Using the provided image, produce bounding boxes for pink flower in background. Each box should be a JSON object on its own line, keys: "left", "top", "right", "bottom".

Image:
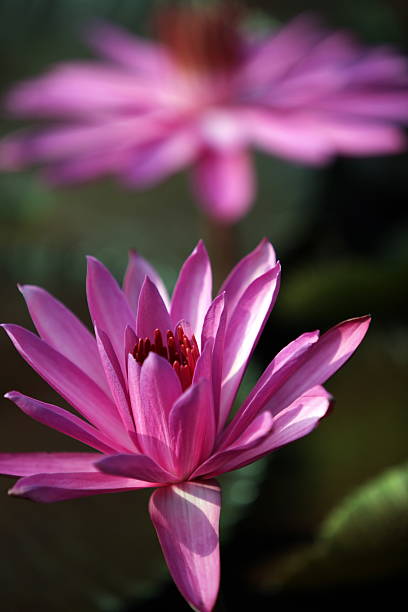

{"left": 1, "top": 7, "right": 408, "bottom": 222}
{"left": 0, "top": 240, "right": 369, "bottom": 611}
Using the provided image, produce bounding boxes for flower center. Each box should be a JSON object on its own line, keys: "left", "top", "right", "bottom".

{"left": 133, "top": 324, "right": 200, "bottom": 390}
{"left": 156, "top": 4, "right": 243, "bottom": 74}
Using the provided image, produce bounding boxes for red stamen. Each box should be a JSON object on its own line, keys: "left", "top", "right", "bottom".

{"left": 186, "top": 347, "right": 195, "bottom": 372}
{"left": 156, "top": 4, "right": 243, "bottom": 74}
{"left": 180, "top": 364, "right": 192, "bottom": 391}
{"left": 133, "top": 325, "right": 200, "bottom": 390}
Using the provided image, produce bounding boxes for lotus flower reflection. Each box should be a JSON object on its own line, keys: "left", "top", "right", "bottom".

{"left": 0, "top": 241, "right": 370, "bottom": 611}
{"left": 1, "top": 7, "right": 408, "bottom": 221}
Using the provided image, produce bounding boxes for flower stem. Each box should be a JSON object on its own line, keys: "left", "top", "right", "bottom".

{"left": 200, "top": 214, "right": 240, "bottom": 290}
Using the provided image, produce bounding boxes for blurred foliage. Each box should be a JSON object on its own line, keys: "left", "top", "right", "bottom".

{"left": 252, "top": 461, "right": 408, "bottom": 592}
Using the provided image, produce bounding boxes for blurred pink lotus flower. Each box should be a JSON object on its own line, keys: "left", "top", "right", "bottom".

{"left": 0, "top": 240, "right": 369, "bottom": 611}
{"left": 1, "top": 7, "right": 408, "bottom": 222}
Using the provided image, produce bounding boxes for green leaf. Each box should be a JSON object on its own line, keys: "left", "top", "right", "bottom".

{"left": 254, "top": 462, "right": 408, "bottom": 592}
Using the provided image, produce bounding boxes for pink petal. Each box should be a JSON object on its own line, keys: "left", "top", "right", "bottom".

{"left": 136, "top": 353, "right": 181, "bottom": 470}
{"left": 124, "top": 325, "right": 138, "bottom": 368}
{"left": 4, "top": 391, "right": 123, "bottom": 454}
{"left": 346, "top": 49, "right": 408, "bottom": 84}
{"left": 136, "top": 276, "right": 172, "bottom": 339}
{"left": 123, "top": 249, "right": 169, "bottom": 314}
{"left": 169, "top": 379, "right": 215, "bottom": 480}
{"left": 192, "top": 411, "right": 273, "bottom": 479}
{"left": 95, "top": 327, "right": 135, "bottom": 433}
{"left": 322, "top": 120, "right": 405, "bottom": 155}
{"left": 232, "top": 316, "right": 370, "bottom": 436}
{"left": 193, "top": 337, "right": 213, "bottom": 384}
{"left": 96, "top": 454, "right": 173, "bottom": 483}
{"left": 200, "top": 386, "right": 331, "bottom": 477}
{"left": 315, "top": 91, "right": 408, "bottom": 121}
{"left": 5, "top": 63, "right": 165, "bottom": 117}
{"left": 149, "top": 480, "right": 221, "bottom": 612}
{"left": 238, "top": 330, "right": 320, "bottom": 421}
{"left": 86, "top": 21, "right": 172, "bottom": 76}
{"left": 19, "top": 284, "right": 107, "bottom": 392}
{"left": 124, "top": 129, "right": 199, "bottom": 187}
{"left": 9, "top": 472, "right": 153, "bottom": 503}
{"left": 2, "top": 325, "right": 131, "bottom": 449}
{"left": 220, "top": 263, "right": 281, "bottom": 428}
{"left": 218, "top": 331, "right": 320, "bottom": 451}
{"left": 219, "top": 239, "right": 276, "bottom": 325}
{"left": 170, "top": 241, "right": 212, "bottom": 341}
{"left": 192, "top": 149, "right": 255, "bottom": 223}
{"left": 86, "top": 256, "right": 135, "bottom": 373}
{"left": 200, "top": 294, "right": 227, "bottom": 426}
{"left": 248, "top": 110, "right": 334, "bottom": 164}
{"left": 0, "top": 452, "right": 101, "bottom": 476}
{"left": 127, "top": 354, "right": 142, "bottom": 440}
{"left": 241, "top": 15, "right": 324, "bottom": 87}
{"left": 41, "top": 148, "right": 128, "bottom": 184}
{"left": 201, "top": 293, "right": 226, "bottom": 347}
{"left": 2, "top": 120, "right": 157, "bottom": 163}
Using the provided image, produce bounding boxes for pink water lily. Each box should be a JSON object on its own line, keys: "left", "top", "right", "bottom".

{"left": 1, "top": 240, "right": 369, "bottom": 611}
{"left": 1, "top": 7, "right": 408, "bottom": 222}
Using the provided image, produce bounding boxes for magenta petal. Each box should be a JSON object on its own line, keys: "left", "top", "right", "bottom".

{"left": 136, "top": 353, "right": 181, "bottom": 469}
{"left": 201, "top": 293, "right": 225, "bottom": 347}
{"left": 221, "top": 387, "right": 332, "bottom": 475}
{"left": 86, "top": 21, "right": 172, "bottom": 75}
{"left": 201, "top": 294, "right": 228, "bottom": 427}
{"left": 193, "top": 149, "right": 255, "bottom": 223}
{"left": 248, "top": 110, "right": 334, "bottom": 164}
{"left": 43, "top": 149, "right": 126, "bottom": 184}
{"left": 170, "top": 241, "right": 212, "bottom": 341}
{"left": 169, "top": 379, "right": 215, "bottom": 479}
{"left": 136, "top": 276, "right": 172, "bottom": 339}
{"left": 9, "top": 472, "right": 154, "bottom": 503}
{"left": 149, "top": 480, "right": 221, "bottom": 612}
{"left": 219, "top": 239, "right": 276, "bottom": 324}
{"left": 193, "top": 338, "right": 213, "bottom": 384}
{"left": 96, "top": 454, "right": 173, "bottom": 483}
{"left": 257, "top": 316, "right": 370, "bottom": 417}
{"left": 4, "top": 391, "right": 122, "bottom": 454}
{"left": 95, "top": 327, "right": 135, "bottom": 434}
{"left": 19, "top": 284, "right": 107, "bottom": 392}
{"left": 0, "top": 452, "right": 101, "bottom": 476}
{"left": 124, "top": 130, "right": 199, "bottom": 187}
{"left": 192, "top": 411, "right": 273, "bottom": 479}
{"left": 238, "top": 330, "right": 320, "bottom": 421}
{"left": 124, "top": 325, "right": 138, "bottom": 368}
{"left": 2, "top": 324, "right": 132, "bottom": 449}
{"left": 4, "top": 64, "right": 163, "bottom": 117}
{"left": 127, "top": 354, "right": 142, "bottom": 438}
{"left": 220, "top": 263, "right": 281, "bottom": 427}
{"left": 124, "top": 249, "right": 169, "bottom": 314}
{"left": 232, "top": 316, "right": 370, "bottom": 438}
{"left": 322, "top": 120, "right": 405, "bottom": 155}
{"left": 86, "top": 256, "right": 135, "bottom": 372}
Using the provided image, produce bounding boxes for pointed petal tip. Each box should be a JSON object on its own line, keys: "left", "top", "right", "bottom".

{"left": 86, "top": 254, "right": 99, "bottom": 266}
{"left": 258, "top": 236, "right": 275, "bottom": 254}
{"left": 338, "top": 313, "right": 372, "bottom": 331}
{"left": 8, "top": 481, "right": 27, "bottom": 499}
{"left": 1, "top": 322, "right": 18, "bottom": 336}
{"left": 191, "top": 239, "right": 209, "bottom": 260}
{"left": 4, "top": 390, "right": 17, "bottom": 401}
